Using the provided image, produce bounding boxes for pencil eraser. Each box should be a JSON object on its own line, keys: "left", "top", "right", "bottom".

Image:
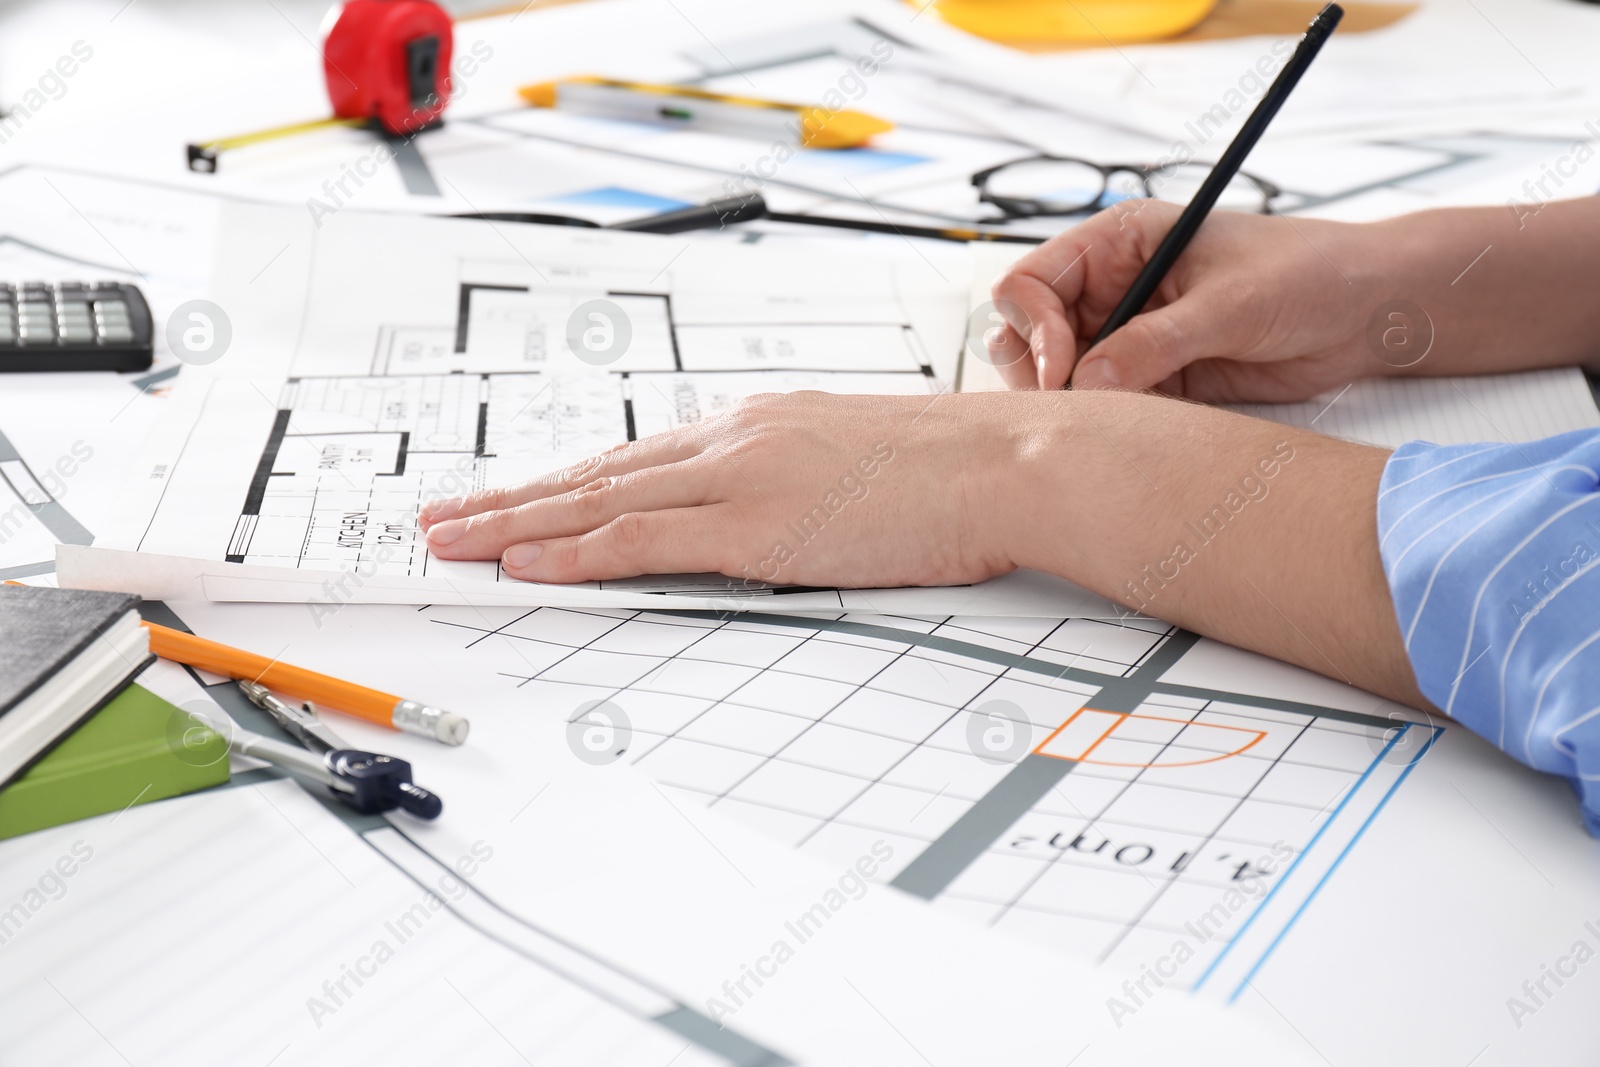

{"left": 435, "top": 713, "right": 470, "bottom": 747}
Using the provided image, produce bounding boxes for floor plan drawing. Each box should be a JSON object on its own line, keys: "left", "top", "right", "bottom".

{"left": 70, "top": 208, "right": 1115, "bottom": 615}
{"left": 401, "top": 602, "right": 1442, "bottom": 1001}
{"left": 214, "top": 251, "right": 936, "bottom": 593}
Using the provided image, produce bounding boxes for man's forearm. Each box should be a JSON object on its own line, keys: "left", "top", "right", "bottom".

{"left": 1000, "top": 392, "right": 1426, "bottom": 707}
{"left": 1358, "top": 197, "right": 1600, "bottom": 377}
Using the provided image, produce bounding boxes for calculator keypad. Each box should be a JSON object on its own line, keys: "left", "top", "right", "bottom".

{"left": 0, "top": 281, "right": 154, "bottom": 372}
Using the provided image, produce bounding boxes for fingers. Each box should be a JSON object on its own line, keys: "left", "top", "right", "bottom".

{"left": 989, "top": 207, "right": 1149, "bottom": 392}
{"left": 419, "top": 429, "right": 702, "bottom": 529}
{"left": 986, "top": 320, "right": 1036, "bottom": 390}
{"left": 991, "top": 271, "right": 1080, "bottom": 391}
{"left": 500, "top": 504, "right": 736, "bottom": 583}
{"left": 1072, "top": 299, "right": 1214, "bottom": 392}
{"left": 1004, "top": 218, "right": 1101, "bottom": 309}
{"left": 987, "top": 200, "right": 1206, "bottom": 392}
{"left": 1030, "top": 290, "right": 1081, "bottom": 392}
{"left": 426, "top": 460, "right": 713, "bottom": 559}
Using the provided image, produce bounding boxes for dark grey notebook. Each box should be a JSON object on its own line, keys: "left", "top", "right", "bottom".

{"left": 0, "top": 586, "right": 143, "bottom": 714}
{"left": 0, "top": 584, "right": 161, "bottom": 794}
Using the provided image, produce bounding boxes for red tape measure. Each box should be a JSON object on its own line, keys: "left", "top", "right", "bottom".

{"left": 189, "top": 0, "right": 455, "bottom": 172}
{"left": 324, "top": 0, "right": 454, "bottom": 135}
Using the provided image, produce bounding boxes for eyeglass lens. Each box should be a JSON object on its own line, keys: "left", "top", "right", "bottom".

{"left": 984, "top": 159, "right": 1268, "bottom": 215}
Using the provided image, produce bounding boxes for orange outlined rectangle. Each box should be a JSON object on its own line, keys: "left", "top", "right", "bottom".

{"left": 1034, "top": 707, "right": 1269, "bottom": 768}
{"left": 1035, "top": 708, "right": 1125, "bottom": 762}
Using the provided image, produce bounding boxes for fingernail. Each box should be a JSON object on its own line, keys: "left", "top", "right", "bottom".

{"left": 1074, "top": 358, "right": 1123, "bottom": 390}
{"left": 422, "top": 497, "right": 462, "bottom": 521}
{"left": 503, "top": 543, "right": 543, "bottom": 570}
{"left": 426, "top": 522, "right": 463, "bottom": 547}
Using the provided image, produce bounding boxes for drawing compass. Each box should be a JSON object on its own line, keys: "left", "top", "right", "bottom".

{"left": 233, "top": 680, "right": 443, "bottom": 820}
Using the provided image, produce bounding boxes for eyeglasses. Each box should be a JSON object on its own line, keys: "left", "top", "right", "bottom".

{"left": 971, "top": 155, "right": 1282, "bottom": 218}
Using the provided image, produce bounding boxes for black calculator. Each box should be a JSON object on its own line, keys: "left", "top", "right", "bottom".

{"left": 0, "top": 281, "right": 154, "bottom": 372}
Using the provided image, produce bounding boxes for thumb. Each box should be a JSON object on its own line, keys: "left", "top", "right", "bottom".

{"left": 1072, "top": 300, "right": 1215, "bottom": 391}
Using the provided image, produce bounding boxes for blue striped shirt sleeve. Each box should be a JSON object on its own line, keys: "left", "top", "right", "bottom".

{"left": 1378, "top": 428, "right": 1600, "bottom": 835}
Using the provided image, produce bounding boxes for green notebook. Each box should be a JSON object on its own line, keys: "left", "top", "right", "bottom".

{"left": 0, "top": 684, "right": 228, "bottom": 840}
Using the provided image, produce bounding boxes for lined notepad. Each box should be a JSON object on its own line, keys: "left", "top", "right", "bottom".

{"left": 1226, "top": 368, "right": 1600, "bottom": 448}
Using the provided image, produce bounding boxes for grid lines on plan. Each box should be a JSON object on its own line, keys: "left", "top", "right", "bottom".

{"left": 426, "top": 604, "right": 1400, "bottom": 968}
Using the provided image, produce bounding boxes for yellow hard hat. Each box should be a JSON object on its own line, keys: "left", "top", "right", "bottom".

{"left": 922, "top": 0, "right": 1218, "bottom": 43}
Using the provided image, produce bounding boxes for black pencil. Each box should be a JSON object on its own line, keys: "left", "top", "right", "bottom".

{"left": 1086, "top": 3, "right": 1344, "bottom": 354}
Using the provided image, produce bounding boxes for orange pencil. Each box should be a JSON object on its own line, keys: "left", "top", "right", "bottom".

{"left": 3, "top": 580, "right": 467, "bottom": 744}
{"left": 142, "top": 622, "right": 469, "bottom": 746}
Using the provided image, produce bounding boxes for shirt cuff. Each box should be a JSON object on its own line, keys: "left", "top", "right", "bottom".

{"left": 1377, "top": 430, "right": 1600, "bottom": 832}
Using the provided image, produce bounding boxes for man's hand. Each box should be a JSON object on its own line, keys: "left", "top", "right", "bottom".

{"left": 421, "top": 391, "right": 1026, "bottom": 588}
{"left": 418, "top": 386, "right": 1426, "bottom": 709}
{"left": 990, "top": 196, "right": 1600, "bottom": 395}
{"left": 988, "top": 200, "right": 1381, "bottom": 399}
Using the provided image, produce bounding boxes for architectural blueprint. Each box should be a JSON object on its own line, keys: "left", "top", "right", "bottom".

{"left": 420, "top": 605, "right": 1439, "bottom": 1002}
{"left": 60, "top": 206, "right": 1116, "bottom": 617}
{"left": 0, "top": 646, "right": 1317, "bottom": 1067}
{"left": 173, "top": 594, "right": 1441, "bottom": 1011}
{"left": 8, "top": 0, "right": 1600, "bottom": 1055}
